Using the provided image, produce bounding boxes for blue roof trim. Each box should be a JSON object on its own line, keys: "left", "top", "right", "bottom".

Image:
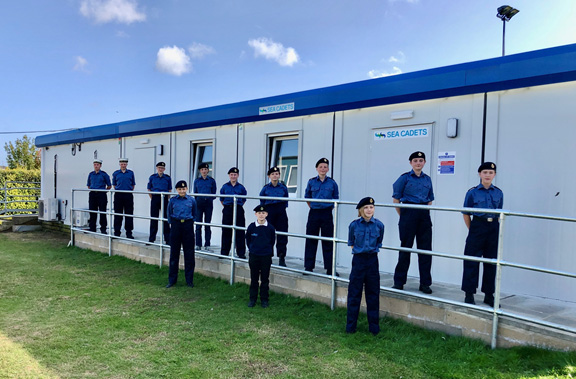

{"left": 36, "top": 44, "right": 576, "bottom": 147}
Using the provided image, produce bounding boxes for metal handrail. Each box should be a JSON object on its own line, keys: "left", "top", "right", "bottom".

{"left": 1, "top": 181, "right": 40, "bottom": 215}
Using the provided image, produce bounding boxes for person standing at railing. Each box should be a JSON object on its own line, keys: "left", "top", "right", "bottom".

{"left": 461, "top": 162, "right": 503, "bottom": 307}
{"left": 147, "top": 162, "right": 172, "bottom": 244}
{"left": 86, "top": 159, "right": 111, "bottom": 234}
{"left": 193, "top": 162, "right": 217, "bottom": 251}
{"left": 166, "top": 180, "right": 197, "bottom": 288}
{"left": 304, "top": 158, "right": 340, "bottom": 276}
{"left": 392, "top": 151, "right": 434, "bottom": 294}
{"left": 346, "top": 197, "right": 384, "bottom": 336}
{"left": 112, "top": 158, "right": 136, "bottom": 239}
{"left": 220, "top": 167, "right": 247, "bottom": 258}
{"left": 259, "top": 166, "right": 289, "bottom": 267}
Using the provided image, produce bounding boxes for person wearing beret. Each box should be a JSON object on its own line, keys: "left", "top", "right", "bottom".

{"left": 245, "top": 205, "right": 276, "bottom": 308}
{"left": 461, "top": 162, "right": 503, "bottom": 307}
{"left": 193, "top": 162, "right": 217, "bottom": 250}
{"left": 346, "top": 197, "right": 385, "bottom": 335}
{"left": 220, "top": 167, "right": 247, "bottom": 258}
{"left": 166, "top": 180, "right": 197, "bottom": 288}
{"left": 112, "top": 158, "right": 136, "bottom": 239}
{"left": 147, "top": 162, "right": 172, "bottom": 244}
{"left": 392, "top": 151, "right": 435, "bottom": 294}
{"left": 259, "top": 166, "right": 289, "bottom": 267}
{"left": 304, "top": 158, "right": 340, "bottom": 275}
{"left": 86, "top": 159, "right": 111, "bottom": 234}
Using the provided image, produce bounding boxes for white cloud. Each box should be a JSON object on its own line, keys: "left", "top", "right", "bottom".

{"left": 155, "top": 46, "right": 191, "bottom": 76}
{"left": 368, "top": 67, "right": 403, "bottom": 78}
{"left": 248, "top": 37, "right": 299, "bottom": 67}
{"left": 80, "top": 0, "right": 146, "bottom": 24}
{"left": 188, "top": 42, "right": 216, "bottom": 59}
{"left": 388, "top": 51, "right": 405, "bottom": 63}
{"left": 73, "top": 56, "right": 89, "bottom": 72}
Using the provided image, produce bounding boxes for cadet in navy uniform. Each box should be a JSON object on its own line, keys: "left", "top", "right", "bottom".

{"left": 246, "top": 205, "right": 276, "bottom": 308}
{"left": 112, "top": 158, "right": 136, "bottom": 239}
{"left": 220, "top": 167, "right": 247, "bottom": 258}
{"left": 304, "top": 158, "right": 340, "bottom": 275}
{"left": 193, "top": 163, "right": 217, "bottom": 250}
{"left": 346, "top": 197, "right": 385, "bottom": 335}
{"left": 166, "top": 180, "right": 197, "bottom": 288}
{"left": 462, "top": 162, "right": 503, "bottom": 307}
{"left": 259, "top": 166, "right": 289, "bottom": 267}
{"left": 392, "top": 151, "right": 434, "bottom": 294}
{"left": 147, "top": 162, "right": 172, "bottom": 244}
{"left": 87, "top": 159, "right": 111, "bottom": 233}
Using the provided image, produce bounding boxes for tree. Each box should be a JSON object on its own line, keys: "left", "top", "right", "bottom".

{"left": 4, "top": 135, "right": 41, "bottom": 170}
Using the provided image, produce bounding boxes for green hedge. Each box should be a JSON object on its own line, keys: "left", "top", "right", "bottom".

{"left": 0, "top": 169, "right": 41, "bottom": 214}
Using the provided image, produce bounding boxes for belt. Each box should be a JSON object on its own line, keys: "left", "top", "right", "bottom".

{"left": 174, "top": 219, "right": 193, "bottom": 223}
{"left": 474, "top": 216, "right": 497, "bottom": 223}
{"left": 403, "top": 201, "right": 428, "bottom": 205}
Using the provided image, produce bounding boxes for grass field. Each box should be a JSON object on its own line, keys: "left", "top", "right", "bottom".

{"left": 0, "top": 231, "right": 575, "bottom": 378}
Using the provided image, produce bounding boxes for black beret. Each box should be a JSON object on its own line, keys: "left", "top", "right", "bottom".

{"left": 409, "top": 151, "right": 425, "bottom": 161}
{"left": 198, "top": 162, "right": 209, "bottom": 170}
{"left": 478, "top": 162, "right": 497, "bottom": 172}
{"left": 228, "top": 167, "right": 239, "bottom": 174}
{"left": 315, "top": 158, "right": 329, "bottom": 167}
{"left": 253, "top": 205, "right": 268, "bottom": 212}
{"left": 267, "top": 166, "right": 280, "bottom": 176}
{"left": 156, "top": 162, "right": 166, "bottom": 167}
{"left": 356, "top": 197, "right": 375, "bottom": 209}
{"left": 175, "top": 180, "right": 187, "bottom": 189}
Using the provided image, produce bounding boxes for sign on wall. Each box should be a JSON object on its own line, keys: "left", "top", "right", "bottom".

{"left": 437, "top": 151, "right": 456, "bottom": 175}
{"left": 259, "top": 102, "right": 295, "bottom": 115}
{"left": 373, "top": 125, "right": 430, "bottom": 141}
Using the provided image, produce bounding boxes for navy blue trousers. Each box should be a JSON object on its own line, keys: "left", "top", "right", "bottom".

{"left": 266, "top": 203, "right": 288, "bottom": 258}
{"left": 195, "top": 200, "right": 214, "bottom": 247}
{"left": 394, "top": 207, "right": 432, "bottom": 286}
{"left": 88, "top": 191, "right": 107, "bottom": 233}
{"left": 304, "top": 208, "right": 334, "bottom": 273}
{"left": 346, "top": 253, "right": 380, "bottom": 334}
{"left": 221, "top": 205, "right": 246, "bottom": 257}
{"left": 168, "top": 220, "right": 196, "bottom": 285}
{"left": 461, "top": 218, "right": 499, "bottom": 295}
{"left": 149, "top": 195, "right": 170, "bottom": 243}
{"left": 249, "top": 254, "right": 272, "bottom": 302}
{"left": 113, "top": 192, "right": 134, "bottom": 236}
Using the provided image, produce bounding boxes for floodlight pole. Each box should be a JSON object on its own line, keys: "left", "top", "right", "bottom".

{"left": 502, "top": 20, "right": 506, "bottom": 56}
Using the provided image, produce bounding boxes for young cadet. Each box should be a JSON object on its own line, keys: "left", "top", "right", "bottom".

{"left": 461, "top": 162, "right": 504, "bottom": 307}
{"left": 346, "top": 197, "right": 385, "bottom": 336}
{"left": 193, "top": 163, "right": 217, "bottom": 250}
{"left": 87, "top": 159, "right": 111, "bottom": 233}
{"left": 112, "top": 158, "right": 136, "bottom": 239}
{"left": 304, "top": 158, "right": 340, "bottom": 275}
{"left": 166, "top": 180, "right": 197, "bottom": 288}
{"left": 259, "top": 166, "right": 289, "bottom": 267}
{"left": 220, "top": 167, "right": 247, "bottom": 258}
{"left": 392, "top": 151, "right": 434, "bottom": 294}
{"left": 245, "top": 205, "right": 276, "bottom": 308}
{"left": 147, "top": 162, "right": 172, "bottom": 244}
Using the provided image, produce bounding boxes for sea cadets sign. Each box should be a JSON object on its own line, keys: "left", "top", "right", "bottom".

{"left": 374, "top": 125, "right": 430, "bottom": 141}
{"left": 259, "top": 102, "right": 295, "bottom": 115}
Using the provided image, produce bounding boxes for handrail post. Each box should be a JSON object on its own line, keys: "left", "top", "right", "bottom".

{"left": 330, "top": 201, "right": 339, "bottom": 310}
{"left": 70, "top": 189, "right": 75, "bottom": 247}
{"left": 159, "top": 192, "right": 165, "bottom": 268}
{"left": 230, "top": 196, "right": 238, "bottom": 285}
{"left": 491, "top": 211, "right": 506, "bottom": 349}
{"left": 108, "top": 189, "right": 112, "bottom": 257}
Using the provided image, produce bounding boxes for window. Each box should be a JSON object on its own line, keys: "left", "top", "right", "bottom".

{"left": 190, "top": 142, "right": 214, "bottom": 183}
{"left": 269, "top": 136, "right": 299, "bottom": 194}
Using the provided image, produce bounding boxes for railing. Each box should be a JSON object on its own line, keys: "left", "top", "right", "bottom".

{"left": 69, "top": 188, "right": 576, "bottom": 349}
{"left": 0, "top": 181, "right": 41, "bottom": 215}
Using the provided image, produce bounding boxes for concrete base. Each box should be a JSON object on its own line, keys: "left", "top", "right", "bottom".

{"left": 72, "top": 231, "right": 576, "bottom": 351}
{"left": 13, "top": 225, "right": 43, "bottom": 232}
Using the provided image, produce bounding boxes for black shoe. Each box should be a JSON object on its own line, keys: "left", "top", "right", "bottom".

{"left": 114, "top": 232, "right": 121, "bottom": 237}
{"left": 247, "top": 300, "right": 256, "bottom": 308}
{"left": 127, "top": 234, "right": 134, "bottom": 239}
{"left": 89, "top": 228, "right": 96, "bottom": 233}
{"left": 326, "top": 271, "right": 340, "bottom": 277}
{"left": 238, "top": 255, "right": 246, "bottom": 259}
{"left": 279, "top": 257, "right": 287, "bottom": 267}
{"left": 261, "top": 301, "right": 269, "bottom": 308}
{"left": 187, "top": 283, "right": 194, "bottom": 288}
{"left": 148, "top": 239, "right": 155, "bottom": 243}
{"left": 483, "top": 294, "right": 495, "bottom": 307}
{"left": 346, "top": 329, "right": 356, "bottom": 334}
{"left": 196, "top": 246, "right": 202, "bottom": 250}
{"left": 165, "top": 283, "right": 175, "bottom": 288}
{"left": 392, "top": 284, "right": 404, "bottom": 290}
{"left": 371, "top": 330, "right": 380, "bottom": 336}
{"left": 419, "top": 285, "right": 433, "bottom": 294}
{"left": 464, "top": 293, "right": 475, "bottom": 304}
{"left": 303, "top": 269, "right": 313, "bottom": 276}
{"left": 101, "top": 230, "right": 107, "bottom": 234}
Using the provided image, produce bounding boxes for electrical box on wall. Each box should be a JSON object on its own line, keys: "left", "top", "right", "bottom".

{"left": 447, "top": 118, "right": 458, "bottom": 138}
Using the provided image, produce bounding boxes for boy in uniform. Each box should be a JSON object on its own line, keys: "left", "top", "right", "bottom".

{"left": 246, "top": 205, "right": 276, "bottom": 308}
{"left": 461, "top": 162, "right": 504, "bottom": 307}
{"left": 112, "top": 158, "right": 136, "bottom": 238}
{"left": 87, "top": 159, "right": 111, "bottom": 233}
{"left": 193, "top": 163, "right": 217, "bottom": 250}
{"left": 259, "top": 166, "right": 289, "bottom": 266}
{"left": 220, "top": 167, "right": 247, "bottom": 258}
{"left": 166, "top": 180, "right": 197, "bottom": 288}
{"left": 147, "top": 162, "right": 172, "bottom": 244}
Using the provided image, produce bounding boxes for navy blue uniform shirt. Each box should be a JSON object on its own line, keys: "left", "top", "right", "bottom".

{"left": 147, "top": 173, "right": 172, "bottom": 192}
{"left": 167, "top": 195, "right": 197, "bottom": 223}
{"left": 392, "top": 170, "right": 434, "bottom": 204}
{"left": 194, "top": 176, "right": 217, "bottom": 202}
{"left": 87, "top": 170, "right": 111, "bottom": 189}
{"left": 220, "top": 182, "right": 247, "bottom": 206}
{"left": 304, "top": 176, "right": 339, "bottom": 209}
{"left": 112, "top": 169, "right": 136, "bottom": 190}
{"left": 259, "top": 182, "right": 289, "bottom": 207}
{"left": 246, "top": 221, "right": 276, "bottom": 256}
{"left": 348, "top": 217, "right": 385, "bottom": 254}
{"left": 463, "top": 183, "right": 504, "bottom": 217}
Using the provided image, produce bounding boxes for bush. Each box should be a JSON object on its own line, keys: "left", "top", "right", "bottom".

{"left": 0, "top": 169, "right": 41, "bottom": 214}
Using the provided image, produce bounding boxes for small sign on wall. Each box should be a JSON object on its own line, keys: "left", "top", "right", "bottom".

{"left": 438, "top": 151, "right": 456, "bottom": 175}
{"left": 374, "top": 125, "right": 430, "bottom": 141}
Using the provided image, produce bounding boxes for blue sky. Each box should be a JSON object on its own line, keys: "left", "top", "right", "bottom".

{"left": 1, "top": 0, "right": 575, "bottom": 166}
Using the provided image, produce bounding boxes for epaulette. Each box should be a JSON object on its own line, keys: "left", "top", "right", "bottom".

{"left": 467, "top": 186, "right": 476, "bottom": 192}
{"left": 402, "top": 171, "right": 411, "bottom": 176}
{"left": 493, "top": 185, "right": 501, "bottom": 190}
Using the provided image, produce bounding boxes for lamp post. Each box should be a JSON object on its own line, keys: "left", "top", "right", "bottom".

{"left": 497, "top": 5, "right": 519, "bottom": 56}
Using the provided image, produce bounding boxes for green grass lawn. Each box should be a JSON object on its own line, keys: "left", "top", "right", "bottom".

{"left": 0, "top": 231, "right": 575, "bottom": 378}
